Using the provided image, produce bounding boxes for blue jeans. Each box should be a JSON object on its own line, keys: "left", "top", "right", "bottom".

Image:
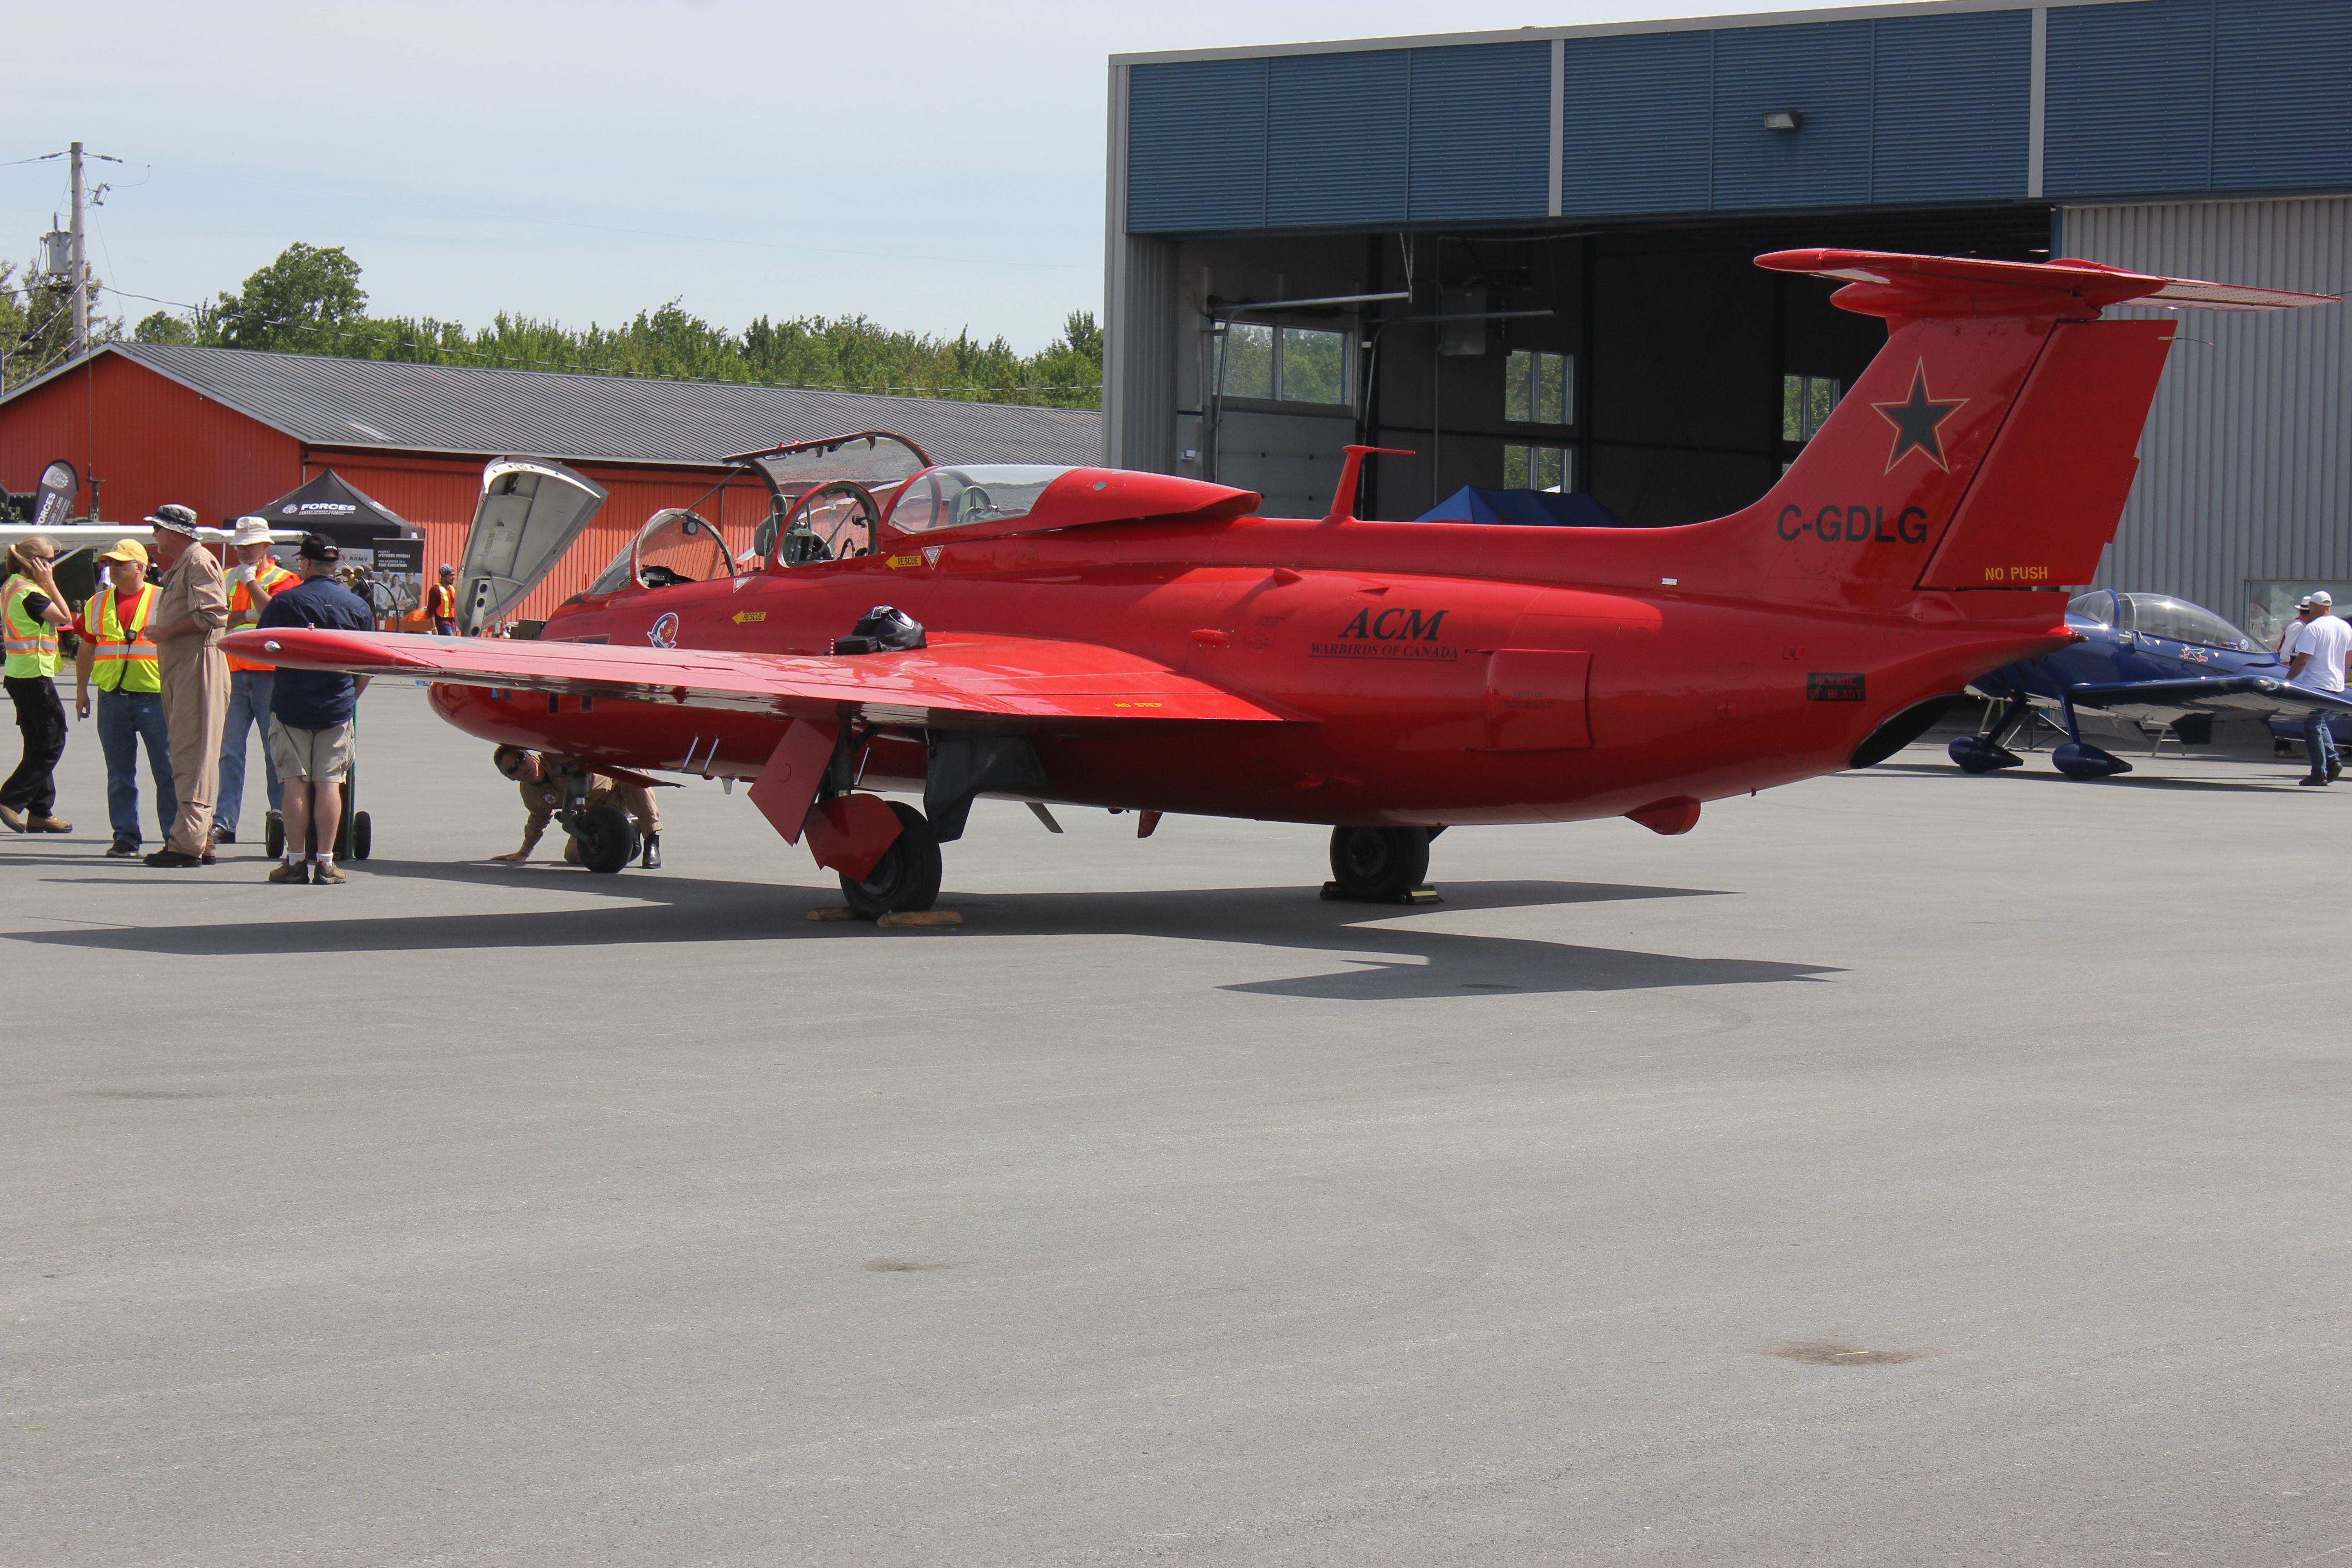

{"left": 218, "top": 669, "right": 281, "bottom": 832}
{"left": 97, "top": 689, "right": 176, "bottom": 848}
{"left": 2305, "top": 711, "right": 2342, "bottom": 778}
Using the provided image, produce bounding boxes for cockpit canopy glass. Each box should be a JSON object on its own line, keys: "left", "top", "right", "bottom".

{"left": 2080, "top": 590, "right": 2262, "bottom": 652}
{"left": 737, "top": 433, "right": 932, "bottom": 508}
{"left": 586, "top": 509, "right": 735, "bottom": 594}
{"left": 632, "top": 510, "right": 731, "bottom": 588}
{"left": 887, "top": 466, "right": 1074, "bottom": 535}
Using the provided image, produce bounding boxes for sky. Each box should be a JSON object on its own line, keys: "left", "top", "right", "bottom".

{"left": 5, "top": 0, "right": 1906, "bottom": 353}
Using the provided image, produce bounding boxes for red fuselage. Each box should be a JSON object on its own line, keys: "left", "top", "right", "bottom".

{"left": 431, "top": 509, "right": 2070, "bottom": 830}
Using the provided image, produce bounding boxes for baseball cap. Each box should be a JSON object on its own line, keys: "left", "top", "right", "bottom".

{"left": 144, "top": 503, "right": 200, "bottom": 536}
{"left": 228, "top": 516, "right": 274, "bottom": 548}
{"left": 2298, "top": 590, "right": 2334, "bottom": 609}
{"left": 97, "top": 539, "right": 149, "bottom": 566}
{"left": 296, "top": 533, "right": 340, "bottom": 563}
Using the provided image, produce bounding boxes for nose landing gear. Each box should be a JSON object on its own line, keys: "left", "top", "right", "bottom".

{"left": 1323, "top": 825, "right": 1437, "bottom": 903}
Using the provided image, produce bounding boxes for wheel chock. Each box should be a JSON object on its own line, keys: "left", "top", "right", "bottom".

{"left": 806, "top": 906, "right": 859, "bottom": 921}
{"left": 877, "top": 910, "right": 962, "bottom": 929}
{"left": 1319, "top": 883, "right": 1443, "bottom": 906}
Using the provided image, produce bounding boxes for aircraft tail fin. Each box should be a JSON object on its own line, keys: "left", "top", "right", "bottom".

{"left": 1726, "top": 249, "right": 2334, "bottom": 609}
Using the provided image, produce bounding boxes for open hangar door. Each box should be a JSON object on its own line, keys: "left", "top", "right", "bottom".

{"left": 1165, "top": 206, "right": 2052, "bottom": 525}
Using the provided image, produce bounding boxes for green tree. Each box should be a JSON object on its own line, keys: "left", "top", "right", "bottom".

{"left": 0, "top": 258, "right": 120, "bottom": 391}
{"left": 209, "top": 242, "right": 368, "bottom": 353}
{"left": 148, "top": 242, "right": 1104, "bottom": 407}
{"left": 134, "top": 310, "right": 197, "bottom": 344}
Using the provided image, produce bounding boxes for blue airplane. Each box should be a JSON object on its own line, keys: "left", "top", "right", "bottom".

{"left": 1949, "top": 588, "right": 2352, "bottom": 779}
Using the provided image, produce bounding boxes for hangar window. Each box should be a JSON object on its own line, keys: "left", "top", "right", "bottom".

{"left": 1215, "top": 322, "right": 1351, "bottom": 407}
{"left": 1504, "top": 445, "right": 1573, "bottom": 493}
{"left": 1782, "top": 375, "right": 1842, "bottom": 443}
{"left": 1505, "top": 350, "right": 1571, "bottom": 426}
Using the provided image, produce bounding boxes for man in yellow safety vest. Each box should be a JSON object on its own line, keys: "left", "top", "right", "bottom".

{"left": 74, "top": 540, "right": 176, "bottom": 857}
{"left": 215, "top": 516, "right": 299, "bottom": 847}
{"left": 1, "top": 534, "right": 74, "bottom": 834}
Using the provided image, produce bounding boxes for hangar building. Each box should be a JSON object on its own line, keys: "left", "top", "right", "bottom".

{"left": 0, "top": 344, "right": 1102, "bottom": 622}
{"left": 1102, "top": 0, "right": 2352, "bottom": 642}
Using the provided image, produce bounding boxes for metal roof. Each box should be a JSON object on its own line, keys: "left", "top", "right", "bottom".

{"left": 4, "top": 343, "right": 1103, "bottom": 470}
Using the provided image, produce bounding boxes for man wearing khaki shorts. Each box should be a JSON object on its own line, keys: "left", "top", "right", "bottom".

{"left": 254, "top": 535, "right": 374, "bottom": 884}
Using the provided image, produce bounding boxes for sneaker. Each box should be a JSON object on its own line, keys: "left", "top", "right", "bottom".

{"left": 2298, "top": 775, "right": 2330, "bottom": 787}
{"left": 211, "top": 826, "right": 237, "bottom": 845}
{"left": 0, "top": 804, "right": 23, "bottom": 833}
{"left": 200, "top": 851, "right": 217, "bottom": 865}
{"left": 105, "top": 842, "right": 139, "bottom": 858}
{"left": 2331, "top": 760, "right": 2344, "bottom": 782}
{"left": 143, "top": 848, "right": 204, "bottom": 867}
{"left": 267, "top": 861, "right": 309, "bottom": 884}
{"left": 312, "top": 862, "right": 347, "bottom": 885}
{"left": 26, "top": 815, "right": 71, "bottom": 833}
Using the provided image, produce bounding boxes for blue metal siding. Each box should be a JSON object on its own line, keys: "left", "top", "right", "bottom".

{"left": 1404, "top": 41, "right": 1553, "bottom": 222}
{"left": 1871, "top": 9, "right": 2033, "bottom": 202}
{"left": 1267, "top": 50, "right": 1409, "bottom": 227}
{"left": 1710, "top": 21, "right": 1874, "bottom": 210}
{"left": 2044, "top": 0, "right": 2216, "bottom": 198}
{"left": 1128, "top": 59, "right": 1269, "bottom": 232}
{"left": 1560, "top": 30, "right": 1715, "bottom": 216}
{"left": 2213, "top": 0, "right": 2352, "bottom": 191}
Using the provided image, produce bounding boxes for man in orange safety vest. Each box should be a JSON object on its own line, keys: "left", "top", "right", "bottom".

{"left": 215, "top": 516, "right": 299, "bottom": 847}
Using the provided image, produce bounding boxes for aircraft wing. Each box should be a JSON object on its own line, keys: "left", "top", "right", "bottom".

{"left": 219, "top": 627, "right": 1293, "bottom": 728}
{"left": 2065, "top": 676, "right": 2352, "bottom": 719}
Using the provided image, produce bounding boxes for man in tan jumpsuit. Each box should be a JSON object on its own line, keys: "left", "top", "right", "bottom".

{"left": 488, "top": 747, "right": 662, "bottom": 867}
{"left": 142, "top": 504, "right": 230, "bottom": 867}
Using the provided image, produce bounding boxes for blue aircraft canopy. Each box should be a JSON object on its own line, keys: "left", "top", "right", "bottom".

{"left": 2069, "top": 589, "right": 2261, "bottom": 652}
{"left": 1416, "top": 486, "right": 1626, "bottom": 528}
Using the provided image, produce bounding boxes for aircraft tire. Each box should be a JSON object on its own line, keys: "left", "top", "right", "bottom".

{"left": 840, "top": 802, "right": 943, "bottom": 919}
{"left": 1326, "top": 826, "right": 1431, "bottom": 903}
{"left": 575, "top": 804, "right": 637, "bottom": 873}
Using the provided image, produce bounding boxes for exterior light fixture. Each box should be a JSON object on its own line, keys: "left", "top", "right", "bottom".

{"left": 1764, "top": 110, "right": 1803, "bottom": 132}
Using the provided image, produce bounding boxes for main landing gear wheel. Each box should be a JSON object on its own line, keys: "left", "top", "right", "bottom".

{"left": 574, "top": 804, "right": 639, "bottom": 874}
{"left": 1325, "top": 826, "right": 1431, "bottom": 903}
{"left": 263, "top": 810, "right": 284, "bottom": 861}
{"left": 840, "top": 801, "right": 943, "bottom": 920}
{"left": 349, "top": 811, "right": 372, "bottom": 861}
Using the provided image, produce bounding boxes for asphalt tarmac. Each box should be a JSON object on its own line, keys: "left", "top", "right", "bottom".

{"left": 5, "top": 683, "right": 2348, "bottom": 1565}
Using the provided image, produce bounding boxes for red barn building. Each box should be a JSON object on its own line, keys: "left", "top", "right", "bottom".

{"left": 0, "top": 344, "right": 1102, "bottom": 622}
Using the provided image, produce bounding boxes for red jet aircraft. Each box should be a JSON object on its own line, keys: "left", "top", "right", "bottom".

{"left": 229, "top": 250, "right": 2334, "bottom": 917}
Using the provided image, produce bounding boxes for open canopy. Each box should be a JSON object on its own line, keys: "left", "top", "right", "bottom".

{"left": 1416, "top": 486, "right": 1625, "bottom": 528}
{"left": 252, "top": 468, "right": 416, "bottom": 548}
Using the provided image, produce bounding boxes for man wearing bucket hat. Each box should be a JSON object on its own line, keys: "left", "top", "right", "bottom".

{"left": 0, "top": 533, "right": 74, "bottom": 834}
{"left": 215, "top": 516, "right": 299, "bottom": 847}
{"left": 2285, "top": 590, "right": 2352, "bottom": 786}
{"left": 72, "top": 539, "right": 176, "bottom": 855}
{"left": 141, "top": 503, "right": 230, "bottom": 866}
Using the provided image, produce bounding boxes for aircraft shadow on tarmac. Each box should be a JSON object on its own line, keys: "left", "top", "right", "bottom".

{"left": 1873, "top": 761, "right": 2301, "bottom": 793}
{"left": 7, "top": 860, "right": 1842, "bottom": 1001}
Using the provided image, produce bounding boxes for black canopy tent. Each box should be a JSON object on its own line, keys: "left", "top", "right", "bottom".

{"left": 250, "top": 468, "right": 416, "bottom": 549}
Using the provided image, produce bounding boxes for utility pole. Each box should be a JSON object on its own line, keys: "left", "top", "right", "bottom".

{"left": 69, "top": 141, "right": 88, "bottom": 359}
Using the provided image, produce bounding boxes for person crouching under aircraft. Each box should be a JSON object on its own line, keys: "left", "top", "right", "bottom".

{"left": 488, "top": 746, "right": 661, "bottom": 868}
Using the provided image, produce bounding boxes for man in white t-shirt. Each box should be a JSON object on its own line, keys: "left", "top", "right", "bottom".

{"left": 2285, "top": 591, "right": 2352, "bottom": 784}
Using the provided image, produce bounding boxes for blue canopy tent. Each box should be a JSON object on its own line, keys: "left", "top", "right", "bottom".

{"left": 1415, "top": 487, "right": 1625, "bottom": 528}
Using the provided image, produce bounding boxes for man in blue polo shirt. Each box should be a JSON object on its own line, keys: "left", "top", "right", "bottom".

{"left": 256, "top": 535, "right": 373, "bottom": 883}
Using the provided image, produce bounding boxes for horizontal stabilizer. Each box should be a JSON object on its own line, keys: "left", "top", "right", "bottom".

{"left": 1758, "top": 249, "right": 2339, "bottom": 317}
